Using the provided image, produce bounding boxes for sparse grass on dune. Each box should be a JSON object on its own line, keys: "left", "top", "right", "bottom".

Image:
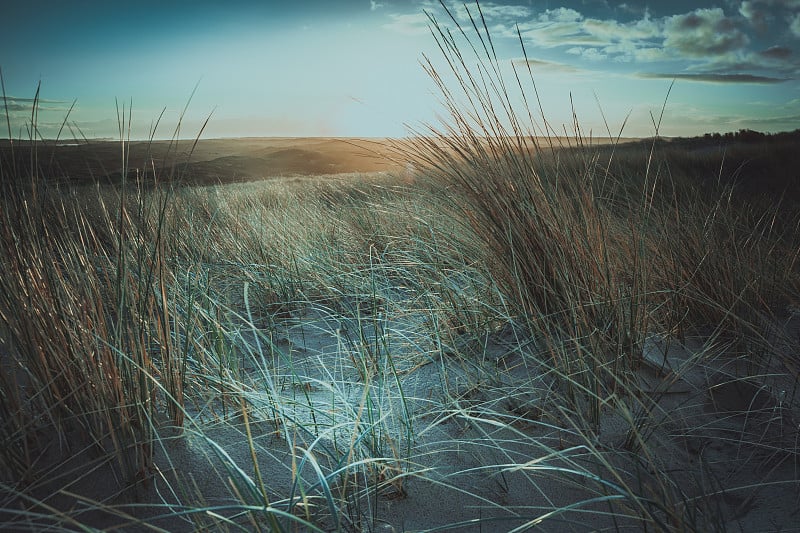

{"left": 2, "top": 2, "right": 800, "bottom": 531}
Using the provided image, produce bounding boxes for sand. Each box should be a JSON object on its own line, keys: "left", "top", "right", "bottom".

{"left": 8, "top": 292, "right": 799, "bottom": 531}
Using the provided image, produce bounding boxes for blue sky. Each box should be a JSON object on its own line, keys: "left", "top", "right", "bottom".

{"left": 1, "top": 0, "right": 798, "bottom": 139}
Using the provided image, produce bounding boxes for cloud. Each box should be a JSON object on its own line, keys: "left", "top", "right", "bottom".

{"left": 3, "top": 103, "right": 33, "bottom": 112}
{"left": 387, "top": 2, "right": 797, "bottom": 83}
{"left": 2, "top": 96, "right": 68, "bottom": 105}
{"left": 511, "top": 58, "right": 583, "bottom": 73}
{"left": 386, "top": 1, "right": 534, "bottom": 37}
{"left": 792, "top": 13, "right": 800, "bottom": 37}
{"left": 507, "top": 3, "right": 799, "bottom": 78}
{"left": 729, "top": 113, "right": 800, "bottom": 128}
{"left": 740, "top": 0, "right": 800, "bottom": 35}
{"left": 510, "top": 7, "right": 667, "bottom": 61}
{"left": 538, "top": 7, "right": 583, "bottom": 23}
{"left": 663, "top": 8, "right": 748, "bottom": 57}
{"left": 759, "top": 45, "right": 793, "bottom": 59}
{"left": 683, "top": 48, "right": 800, "bottom": 79}
{"left": 1, "top": 95, "right": 72, "bottom": 113}
{"left": 739, "top": 1, "right": 769, "bottom": 32}
{"left": 404, "top": 0, "right": 532, "bottom": 29}
{"left": 582, "top": 16, "right": 660, "bottom": 43}
{"left": 659, "top": 107, "right": 800, "bottom": 134}
{"left": 617, "top": 3, "right": 645, "bottom": 15}
{"left": 566, "top": 46, "right": 608, "bottom": 61}
{"left": 637, "top": 72, "right": 790, "bottom": 83}
{"left": 383, "top": 12, "right": 430, "bottom": 35}
{"left": 441, "top": 1, "right": 531, "bottom": 22}
{"left": 370, "top": 1, "right": 384, "bottom": 11}
{"left": 513, "top": 9, "right": 600, "bottom": 47}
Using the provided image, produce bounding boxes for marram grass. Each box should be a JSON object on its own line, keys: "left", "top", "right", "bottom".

{"left": 1, "top": 2, "right": 799, "bottom": 531}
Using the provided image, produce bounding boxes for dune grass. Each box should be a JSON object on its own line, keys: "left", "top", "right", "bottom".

{"left": 2, "top": 3, "right": 800, "bottom": 531}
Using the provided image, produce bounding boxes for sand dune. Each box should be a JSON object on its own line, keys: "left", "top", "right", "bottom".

{"left": 0, "top": 137, "right": 405, "bottom": 185}
{"left": 1, "top": 136, "right": 643, "bottom": 186}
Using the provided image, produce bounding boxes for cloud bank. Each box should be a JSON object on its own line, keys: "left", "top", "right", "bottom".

{"left": 637, "top": 72, "right": 790, "bottom": 83}
{"left": 384, "top": 1, "right": 799, "bottom": 83}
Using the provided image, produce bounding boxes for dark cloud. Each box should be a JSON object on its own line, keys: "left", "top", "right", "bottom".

{"left": 663, "top": 8, "right": 749, "bottom": 57}
{"left": 739, "top": 1, "right": 770, "bottom": 32}
{"left": 637, "top": 72, "right": 790, "bottom": 83}
{"left": 732, "top": 113, "right": 800, "bottom": 127}
{"left": 740, "top": 0, "right": 800, "bottom": 34}
{"left": 759, "top": 45, "right": 793, "bottom": 59}
{"left": 685, "top": 51, "right": 800, "bottom": 80}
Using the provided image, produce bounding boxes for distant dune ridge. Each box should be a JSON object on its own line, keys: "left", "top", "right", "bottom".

{"left": 0, "top": 135, "right": 645, "bottom": 187}
{"left": 0, "top": 137, "right": 406, "bottom": 185}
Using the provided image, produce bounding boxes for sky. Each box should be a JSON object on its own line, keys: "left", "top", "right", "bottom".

{"left": 1, "top": 0, "right": 798, "bottom": 139}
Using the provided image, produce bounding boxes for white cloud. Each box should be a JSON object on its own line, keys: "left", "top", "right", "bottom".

{"left": 539, "top": 7, "right": 583, "bottom": 23}
{"left": 791, "top": 13, "right": 800, "bottom": 36}
{"left": 583, "top": 16, "right": 660, "bottom": 42}
{"left": 566, "top": 46, "right": 608, "bottom": 61}
{"left": 511, "top": 57, "right": 583, "bottom": 73}
{"left": 385, "top": 1, "right": 535, "bottom": 39}
{"left": 410, "top": 0, "right": 531, "bottom": 27}
{"left": 514, "top": 9, "right": 596, "bottom": 47}
{"left": 442, "top": 1, "right": 531, "bottom": 22}
{"left": 511, "top": 8, "right": 664, "bottom": 63}
{"left": 617, "top": 3, "right": 646, "bottom": 16}
{"left": 370, "top": 1, "right": 384, "bottom": 11}
{"left": 631, "top": 47, "right": 671, "bottom": 62}
{"left": 383, "top": 13, "right": 430, "bottom": 36}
